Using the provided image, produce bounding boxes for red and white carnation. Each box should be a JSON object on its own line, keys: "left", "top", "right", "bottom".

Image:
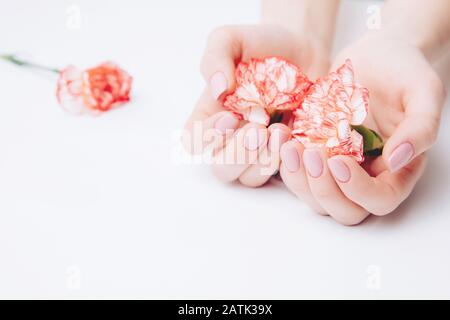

{"left": 292, "top": 59, "right": 369, "bottom": 163}
{"left": 224, "top": 57, "right": 312, "bottom": 126}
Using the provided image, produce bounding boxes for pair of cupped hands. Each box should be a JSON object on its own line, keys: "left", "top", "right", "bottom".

{"left": 183, "top": 25, "right": 446, "bottom": 225}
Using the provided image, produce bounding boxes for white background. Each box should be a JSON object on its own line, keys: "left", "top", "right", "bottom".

{"left": 0, "top": 0, "right": 449, "bottom": 299}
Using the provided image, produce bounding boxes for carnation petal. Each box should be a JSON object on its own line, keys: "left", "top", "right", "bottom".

{"left": 351, "top": 130, "right": 364, "bottom": 163}
{"left": 236, "top": 83, "right": 261, "bottom": 102}
{"left": 350, "top": 87, "right": 369, "bottom": 125}
{"left": 337, "top": 119, "right": 350, "bottom": 140}
{"left": 56, "top": 62, "right": 132, "bottom": 114}
{"left": 245, "top": 106, "right": 270, "bottom": 126}
{"left": 292, "top": 59, "right": 368, "bottom": 162}
{"left": 223, "top": 57, "right": 311, "bottom": 126}
{"left": 338, "top": 59, "right": 355, "bottom": 96}
{"left": 326, "top": 137, "right": 340, "bottom": 148}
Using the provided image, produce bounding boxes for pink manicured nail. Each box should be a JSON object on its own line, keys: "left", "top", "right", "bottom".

{"left": 214, "top": 113, "right": 239, "bottom": 134}
{"left": 269, "top": 129, "right": 290, "bottom": 152}
{"left": 328, "top": 158, "right": 351, "bottom": 183}
{"left": 244, "top": 128, "right": 265, "bottom": 151}
{"left": 388, "top": 142, "right": 414, "bottom": 172}
{"left": 280, "top": 143, "right": 300, "bottom": 173}
{"left": 303, "top": 149, "right": 323, "bottom": 178}
{"left": 210, "top": 72, "right": 228, "bottom": 100}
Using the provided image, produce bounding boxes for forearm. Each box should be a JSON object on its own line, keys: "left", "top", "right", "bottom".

{"left": 261, "top": 0, "right": 340, "bottom": 52}
{"left": 381, "top": 0, "right": 450, "bottom": 61}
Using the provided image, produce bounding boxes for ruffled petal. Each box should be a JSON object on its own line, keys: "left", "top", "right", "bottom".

{"left": 349, "top": 86, "right": 369, "bottom": 125}
{"left": 56, "top": 62, "right": 132, "bottom": 114}
{"left": 224, "top": 57, "right": 311, "bottom": 126}
{"left": 292, "top": 59, "right": 368, "bottom": 163}
{"left": 350, "top": 130, "right": 364, "bottom": 163}
{"left": 244, "top": 106, "right": 270, "bottom": 126}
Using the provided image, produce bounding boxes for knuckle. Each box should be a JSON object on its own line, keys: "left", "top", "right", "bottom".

{"left": 313, "top": 207, "right": 328, "bottom": 216}
{"left": 370, "top": 202, "right": 399, "bottom": 216}
{"left": 428, "top": 71, "right": 447, "bottom": 100}
{"left": 238, "top": 175, "right": 268, "bottom": 188}
{"left": 208, "top": 26, "right": 232, "bottom": 43}
{"left": 211, "top": 164, "right": 236, "bottom": 183}
{"left": 311, "top": 185, "right": 334, "bottom": 199}
{"left": 280, "top": 170, "right": 310, "bottom": 197}
{"left": 335, "top": 213, "right": 367, "bottom": 226}
{"left": 199, "top": 52, "right": 214, "bottom": 77}
{"left": 200, "top": 27, "right": 232, "bottom": 75}
{"left": 422, "top": 118, "right": 440, "bottom": 146}
{"left": 291, "top": 185, "right": 312, "bottom": 199}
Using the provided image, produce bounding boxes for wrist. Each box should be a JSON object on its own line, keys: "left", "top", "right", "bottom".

{"left": 380, "top": 0, "right": 450, "bottom": 63}
{"left": 261, "top": 0, "right": 339, "bottom": 54}
{"left": 378, "top": 25, "right": 438, "bottom": 62}
{"left": 357, "top": 29, "right": 429, "bottom": 59}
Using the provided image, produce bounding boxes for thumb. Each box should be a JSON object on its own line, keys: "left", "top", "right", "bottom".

{"left": 383, "top": 79, "right": 445, "bottom": 172}
{"left": 200, "top": 26, "right": 241, "bottom": 100}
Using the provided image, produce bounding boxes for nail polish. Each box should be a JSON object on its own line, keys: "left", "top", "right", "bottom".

{"left": 244, "top": 128, "right": 265, "bottom": 151}
{"left": 303, "top": 149, "right": 323, "bottom": 178}
{"left": 280, "top": 144, "right": 300, "bottom": 173}
{"left": 388, "top": 142, "right": 414, "bottom": 172}
{"left": 328, "top": 158, "right": 351, "bottom": 183}
{"left": 268, "top": 129, "right": 290, "bottom": 152}
{"left": 214, "top": 113, "right": 239, "bottom": 134}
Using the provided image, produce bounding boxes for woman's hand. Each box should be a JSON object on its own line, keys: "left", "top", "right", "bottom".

{"left": 183, "top": 24, "right": 330, "bottom": 187}
{"left": 280, "top": 32, "right": 446, "bottom": 225}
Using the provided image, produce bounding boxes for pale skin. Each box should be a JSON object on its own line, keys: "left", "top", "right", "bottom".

{"left": 184, "top": 0, "right": 449, "bottom": 225}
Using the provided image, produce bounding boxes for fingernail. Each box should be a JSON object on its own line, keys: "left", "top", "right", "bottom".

{"left": 269, "top": 129, "right": 290, "bottom": 152}
{"left": 210, "top": 72, "right": 227, "bottom": 100}
{"left": 388, "top": 142, "right": 414, "bottom": 172}
{"left": 244, "top": 128, "right": 265, "bottom": 151}
{"left": 303, "top": 149, "right": 323, "bottom": 178}
{"left": 328, "top": 158, "right": 351, "bottom": 183}
{"left": 214, "top": 113, "right": 239, "bottom": 135}
{"left": 280, "top": 143, "right": 300, "bottom": 173}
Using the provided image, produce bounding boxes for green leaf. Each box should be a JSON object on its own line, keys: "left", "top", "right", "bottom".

{"left": 351, "top": 125, "right": 384, "bottom": 156}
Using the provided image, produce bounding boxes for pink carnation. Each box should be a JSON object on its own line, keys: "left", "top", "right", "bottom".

{"left": 224, "top": 57, "right": 312, "bottom": 126}
{"left": 292, "top": 59, "right": 369, "bottom": 163}
{"left": 56, "top": 62, "right": 132, "bottom": 114}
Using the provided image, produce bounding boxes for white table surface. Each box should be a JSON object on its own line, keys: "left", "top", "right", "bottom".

{"left": 0, "top": 0, "right": 449, "bottom": 299}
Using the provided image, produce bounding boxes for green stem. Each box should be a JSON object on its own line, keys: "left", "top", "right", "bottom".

{"left": 0, "top": 54, "right": 60, "bottom": 73}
